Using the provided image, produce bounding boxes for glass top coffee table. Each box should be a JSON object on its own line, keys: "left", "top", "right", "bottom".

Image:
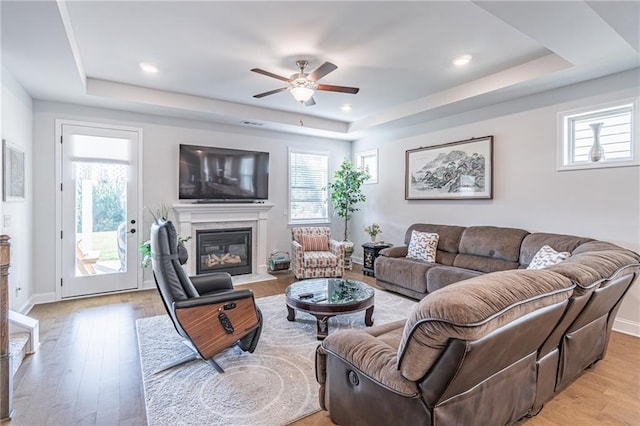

{"left": 285, "top": 278, "right": 375, "bottom": 340}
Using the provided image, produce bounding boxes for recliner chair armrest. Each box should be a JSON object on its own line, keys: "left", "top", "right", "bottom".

{"left": 173, "top": 289, "right": 255, "bottom": 309}
{"left": 190, "top": 272, "right": 234, "bottom": 295}
{"left": 321, "top": 325, "right": 417, "bottom": 396}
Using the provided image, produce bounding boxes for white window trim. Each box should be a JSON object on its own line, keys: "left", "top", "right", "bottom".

{"left": 288, "top": 148, "right": 331, "bottom": 226}
{"left": 356, "top": 149, "right": 378, "bottom": 184}
{"left": 557, "top": 97, "right": 639, "bottom": 171}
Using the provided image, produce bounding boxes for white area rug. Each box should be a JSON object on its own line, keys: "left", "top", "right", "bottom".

{"left": 136, "top": 289, "right": 416, "bottom": 426}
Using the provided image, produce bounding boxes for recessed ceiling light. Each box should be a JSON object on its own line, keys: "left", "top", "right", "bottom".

{"left": 453, "top": 54, "right": 472, "bottom": 66}
{"left": 341, "top": 104, "right": 352, "bottom": 112}
{"left": 139, "top": 62, "right": 159, "bottom": 73}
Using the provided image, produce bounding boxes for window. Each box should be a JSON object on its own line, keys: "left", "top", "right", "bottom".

{"left": 558, "top": 99, "right": 639, "bottom": 170}
{"left": 357, "top": 149, "right": 378, "bottom": 184}
{"left": 289, "top": 150, "right": 329, "bottom": 224}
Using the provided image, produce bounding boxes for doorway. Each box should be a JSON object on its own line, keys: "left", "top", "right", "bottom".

{"left": 58, "top": 122, "right": 141, "bottom": 298}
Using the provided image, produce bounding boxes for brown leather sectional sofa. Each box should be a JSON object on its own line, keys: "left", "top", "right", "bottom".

{"left": 315, "top": 223, "right": 640, "bottom": 425}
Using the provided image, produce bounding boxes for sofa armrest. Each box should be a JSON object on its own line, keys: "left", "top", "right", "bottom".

{"left": 321, "top": 328, "right": 418, "bottom": 396}
{"left": 380, "top": 245, "right": 408, "bottom": 258}
{"left": 291, "top": 240, "right": 304, "bottom": 262}
{"left": 329, "top": 239, "right": 345, "bottom": 257}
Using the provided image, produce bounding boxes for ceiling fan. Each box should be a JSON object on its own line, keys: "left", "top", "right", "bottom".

{"left": 251, "top": 60, "right": 359, "bottom": 106}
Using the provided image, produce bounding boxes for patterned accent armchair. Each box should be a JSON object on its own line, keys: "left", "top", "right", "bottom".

{"left": 291, "top": 227, "right": 345, "bottom": 279}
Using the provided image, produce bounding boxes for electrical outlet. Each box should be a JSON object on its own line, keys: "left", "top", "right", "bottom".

{"left": 283, "top": 209, "right": 288, "bottom": 216}
{"left": 3, "top": 215, "right": 11, "bottom": 228}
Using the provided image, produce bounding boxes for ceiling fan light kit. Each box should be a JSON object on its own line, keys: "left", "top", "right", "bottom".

{"left": 290, "top": 86, "right": 315, "bottom": 103}
{"left": 251, "top": 59, "right": 359, "bottom": 106}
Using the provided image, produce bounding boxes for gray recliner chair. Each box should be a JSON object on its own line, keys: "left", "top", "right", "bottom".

{"left": 150, "top": 219, "right": 262, "bottom": 373}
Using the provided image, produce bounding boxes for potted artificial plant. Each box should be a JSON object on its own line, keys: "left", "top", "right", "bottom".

{"left": 327, "top": 159, "right": 369, "bottom": 269}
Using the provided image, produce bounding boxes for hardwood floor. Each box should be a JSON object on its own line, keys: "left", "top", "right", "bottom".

{"left": 7, "top": 266, "right": 640, "bottom": 425}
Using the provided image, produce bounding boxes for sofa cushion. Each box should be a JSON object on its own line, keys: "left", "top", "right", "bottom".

{"left": 453, "top": 226, "right": 529, "bottom": 272}
{"left": 303, "top": 251, "right": 338, "bottom": 268}
{"left": 405, "top": 224, "right": 466, "bottom": 266}
{"left": 407, "top": 230, "right": 439, "bottom": 262}
{"left": 374, "top": 256, "right": 438, "bottom": 294}
{"left": 426, "top": 265, "right": 483, "bottom": 293}
{"left": 527, "top": 245, "right": 571, "bottom": 270}
{"left": 301, "top": 234, "right": 329, "bottom": 251}
{"left": 292, "top": 226, "right": 332, "bottom": 242}
{"left": 519, "top": 233, "right": 593, "bottom": 266}
{"left": 321, "top": 320, "right": 418, "bottom": 396}
{"left": 397, "top": 269, "right": 574, "bottom": 381}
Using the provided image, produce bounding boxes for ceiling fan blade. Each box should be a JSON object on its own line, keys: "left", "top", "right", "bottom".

{"left": 253, "top": 87, "right": 289, "bottom": 98}
{"left": 250, "top": 68, "right": 291, "bottom": 83}
{"left": 304, "top": 96, "right": 316, "bottom": 107}
{"left": 317, "top": 84, "right": 360, "bottom": 94}
{"left": 308, "top": 62, "right": 337, "bottom": 81}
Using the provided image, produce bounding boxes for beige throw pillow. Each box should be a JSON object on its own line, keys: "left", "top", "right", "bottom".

{"left": 527, "top": 245, "right": 571, "bottom": 269}
{"left": 407, "top": 230, "right": 439, "bottom": 262}
{"left": 300, "top": 234, "right": 329, "bottom": 251}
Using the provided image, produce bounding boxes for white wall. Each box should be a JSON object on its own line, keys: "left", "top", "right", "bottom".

{"left": 1, "top": 67, "right": 33, "bottom": 312}
{"left": 32, "top": 101, "right": 351, "bottom": 299}
{"left": 352, "top": 70, "right": 640, "bottom": 334}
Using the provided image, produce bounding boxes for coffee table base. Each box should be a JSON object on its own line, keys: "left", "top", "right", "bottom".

{"left": 287, "top": 305, "right": 375, "bottom": 340}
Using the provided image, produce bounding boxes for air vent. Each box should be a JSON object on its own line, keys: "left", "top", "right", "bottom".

{"left": 240, "top": 120, "right": 264, "bottom": 127}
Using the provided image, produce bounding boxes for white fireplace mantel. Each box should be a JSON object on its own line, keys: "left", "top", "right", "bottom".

{"left": 173, "top": 203, "right": 275, "bottom": 280}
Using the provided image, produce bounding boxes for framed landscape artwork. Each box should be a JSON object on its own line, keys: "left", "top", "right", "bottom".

{"left": 3, "top": 139, "right": 25, "bottom": 202}
{"left": 405, "top": 136, "right": 493, "bottom": 200}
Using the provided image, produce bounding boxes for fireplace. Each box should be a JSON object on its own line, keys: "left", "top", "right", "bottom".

{"left": 173, "top": 203, "right": 274, "bottom": 279}
{"left": 196, "top": 228, "right": 252, "bottom": 276}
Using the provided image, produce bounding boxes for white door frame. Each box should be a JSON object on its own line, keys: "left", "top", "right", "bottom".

{"left": 54, "top": 119, "right": 144, "bottom": 300}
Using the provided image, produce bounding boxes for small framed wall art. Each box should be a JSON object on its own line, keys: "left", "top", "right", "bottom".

{"left": 405, "top": 136, "right": 493, "bottom": 200}
{"left": 3, "top": 139, "right": 25, "bottom": 202}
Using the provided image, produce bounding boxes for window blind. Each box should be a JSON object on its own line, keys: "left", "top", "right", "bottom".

{"left": 289, "top": 151, "right": 328, "bottom": 223}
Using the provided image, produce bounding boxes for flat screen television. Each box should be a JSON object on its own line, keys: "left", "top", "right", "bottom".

{"left": 179, "top": 144, "right": 269, "bottom": 201}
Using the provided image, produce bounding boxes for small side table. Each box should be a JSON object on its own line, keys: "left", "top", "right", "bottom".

{"left": 362, "top": 242, "right": 392, "bottom": 277}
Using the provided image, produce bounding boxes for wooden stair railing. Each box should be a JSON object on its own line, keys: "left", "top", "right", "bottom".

{"left": 1, "top": 235, "right": 13, "bottom": 421}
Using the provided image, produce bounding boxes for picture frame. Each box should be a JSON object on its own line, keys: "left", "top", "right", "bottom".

{"left": 405, "top": 136, "right": 493, "bottom": 200}
{"left": 3, "top": 139, "right": 25, "bottom": 202}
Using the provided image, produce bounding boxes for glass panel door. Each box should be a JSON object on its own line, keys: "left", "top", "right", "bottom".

{"left": 61, "top": 124, "right": 139, "bottom": 298}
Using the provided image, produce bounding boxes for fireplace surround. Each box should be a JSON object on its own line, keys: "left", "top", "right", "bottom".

{"left": 173, "top": 203, "right": 274, "bottom": 281}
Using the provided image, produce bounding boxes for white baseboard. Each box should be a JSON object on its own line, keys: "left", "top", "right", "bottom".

{"left": 613, "top": 317, "right": 640, "bottom": 337}
{"left": 143, "top": 279, "right": 156, "bottom": 290}
{"left": 17, "top": 296, "right": 35, "bottom": 315}
{"left": 26, "top": 292, "right": 57, "bottom": 313}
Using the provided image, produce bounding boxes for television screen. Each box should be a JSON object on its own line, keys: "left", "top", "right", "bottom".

{"left": 179, "top": 144, "right": 269, "bottom": 201}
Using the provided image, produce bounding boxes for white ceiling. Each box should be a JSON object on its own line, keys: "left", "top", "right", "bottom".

{"left": 2, "top": 1, "right": 639, "bottom": 140}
